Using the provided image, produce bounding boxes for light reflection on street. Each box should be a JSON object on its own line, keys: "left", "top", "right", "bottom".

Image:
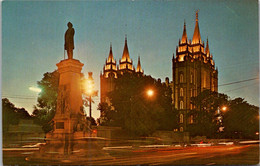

{"left": 3, "top": 142, "right": 259, "bottom": 165}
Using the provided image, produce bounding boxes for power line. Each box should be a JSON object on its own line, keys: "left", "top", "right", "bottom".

{"left": 219, "top": 78, "right": 258, "bottom": 87}
{"left": 219, "top": 61, "right": 259, "bottom": 70}
{"left": 2, "top": 96, "right": 37, "bottom": 100}
{"left": 2, "top": 77, "right": 259, "bottom": 100}
{"left": 2, "top": 94, "right": 37, "bottom": 98}
{"left": 2, "top": 95, "right": 100, "bottom": 101}
{"left": 222, "top": 82, "right": 259, "bottom": 93}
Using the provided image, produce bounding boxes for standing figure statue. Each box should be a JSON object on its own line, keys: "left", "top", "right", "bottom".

{"left": 64, "top": 22, "right": 75, "bottom": 59}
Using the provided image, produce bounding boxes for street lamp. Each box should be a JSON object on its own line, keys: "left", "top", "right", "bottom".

{"left": 85, "top": 72, "right": 95, "bottom": 118}
{"left": 216, "top": 105, "right": 228, "bottom": 133}
{"left": 129, "top": 88, "right": 156, "bottom": 116}
{"left": 222, "top": 106, "right": 227, "bottom": 112}
{"left": 29, "top": 86, "right": 42, "bottom": 93}
{"left": 146, "top": 89, "right": 154, "bottom": 97}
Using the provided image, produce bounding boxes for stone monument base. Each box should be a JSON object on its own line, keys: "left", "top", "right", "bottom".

{"left": 27, "top": 131, "right": 112, "bottom": 164}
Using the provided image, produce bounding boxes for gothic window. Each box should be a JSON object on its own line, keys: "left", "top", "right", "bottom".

{"left": 203, "top": 71, "right": 207, "bottom": 88}
{"left": 180, "top": 88, "right": 183, "bottom": 97}
{"left": 180, "top": 127, "right": 184, "bottom": 132}
{"left": 180, "top": 114, "right": 184, "bottom": 123}
{"left": 190, "top": 73, "right": 193, "bottom": 83}
{"left": 190, "top": 88, "right": 193, "bottom": 97}
{"left": 180, "top": 101, "right": 184, "bottom": 109}
{"left": 180, "top": 73, "right": 184, "bottom": 83}
{"left": 212, "top": 82, "right": 215, "bottom": 91}
{"left": 190, "top": 115, "right": 194, "bottom": 124}
{"left": 190, "top": 103, "right": 193, "bottom": 109}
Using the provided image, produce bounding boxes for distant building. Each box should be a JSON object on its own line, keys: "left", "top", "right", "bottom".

{"left": 100, "top": 37, "right": 144, "bottom": 104}
{"left": 172, "top": 11, "right": 218, "bottom": 132}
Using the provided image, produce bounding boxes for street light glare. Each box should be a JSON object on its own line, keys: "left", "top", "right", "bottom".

{"left": 222, "top": 106, "right": 227, "bottom": 111}
{"left": 87, "top": 89, "right": 93, "bottom": 94}
{"left": 85, "top": 77, "right": 94, "bottom": 95}
{"left": 147, "top": 89, "right": 154, "bottom": 97}
{"left": 29, "top": 87, "right": 42, "bottom": 93}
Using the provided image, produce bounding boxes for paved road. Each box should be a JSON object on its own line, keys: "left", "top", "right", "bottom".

{"left": 3, "top": 144, "right": 259, "bottom": 165}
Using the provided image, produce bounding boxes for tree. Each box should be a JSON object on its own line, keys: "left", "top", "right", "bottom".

{"left": 189, "top": 90, "right": 259, "bottom": 139}
{"left": 99, "top": 73, "right": 177, "bottom": 136}
{"left": 36, "top": 70, "right": 59, "bottom": 111}
{"left": 188, "top": 90, "right": 229, "bottom": 138}
{"left": 223, "top": 98, "right": 259, "bottom": 139}
{"left": 97, "top": 102, "right": 115, "bottom": 126}
{"left": 32, "top": 70, "right": 59, "bottom": 133}
{"left": 2, "top": 98, "right": 31, "bottom": 133}
{"left": 33, "top": 70, "right": 90, "bottom": 133}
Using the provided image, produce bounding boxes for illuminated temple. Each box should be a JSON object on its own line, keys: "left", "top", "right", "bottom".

{"left": 172, "top": 11, "right": 218, "bottom": 132}
{"left": 100, "top": 37, "right": 144, "bottom": 103}
{"left": 100, "top": 11, "right": 218, "bottom": 132}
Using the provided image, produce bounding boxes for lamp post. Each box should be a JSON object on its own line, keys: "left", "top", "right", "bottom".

{"left": 217, "top": 106, "right": 228, "bottom": 132}
{"left": 86, "top": 72, "right": 95, "bottom": 118}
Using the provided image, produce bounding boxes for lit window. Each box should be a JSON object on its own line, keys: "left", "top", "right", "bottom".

{"left": 190, "top": 103, "right": 193, "bottom": 109}
{"left": 190, "top": 115, "right": 194, "bottom": 124}
{"left": 180, "top": 114, "right": 184, "bottom": 123}
{"left": 180, "top": 88, "right": 183, "bottom": 97}
{"left": 190, "top": 74, "right": 193, "bottom": 83}
{"left": 190, "top": 88, "right": 193, "bottom": 97}
{"left": 180, "top": 127, "right": 183, "bottom": 132}
{"left": 180, "top": 101, "right": 184, "bottom": 109}
{"left": 180, "top": 74, "right": 184, "bottom": 83}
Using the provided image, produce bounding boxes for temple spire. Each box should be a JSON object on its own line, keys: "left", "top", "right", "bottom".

{"left": 121, "top": 35, "right": 130, "bottom": 62}
{"left": 119, "top": 35, "right": 134, "bottom": 71}
{"left": 107, "top": 43, "right": 115, "bottom": 63}
{"left": 192, "top": 10, "right": 202, "bottom": 44}
{"left": 205, "top": 37, "right": 210, "bottom": 57}
{"left": 181, "top": 20, "right": 188, "bottom": 44}
{"left": 136, "top": 56, "right": 144, "bottom": 74}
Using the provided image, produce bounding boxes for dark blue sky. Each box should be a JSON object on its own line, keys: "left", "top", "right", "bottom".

{"left": 2, "top": 1, "right": 259, "bottom": 118}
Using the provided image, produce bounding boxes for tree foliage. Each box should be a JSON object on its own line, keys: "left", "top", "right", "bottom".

{"left": 32, "top": 70, "right": 59, "bottom": 133}
{"left": 223, "top": 98, "right": 259, "bottom": 139}
{"left": 188, "top": 90, "right": 229, "bottom": 137}
{"left": 189, "top": 90, "right": 259, "bottom": 139}
{"left": 32, "top": 70, "right": 91, "bottom": 133}
{"left": 98, "top": 73, "right": 177, "bottom": 137}
{"left": 2, "top": 98, "right": 31, "bottom": 133}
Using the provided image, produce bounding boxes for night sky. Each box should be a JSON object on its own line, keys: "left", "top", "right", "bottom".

{"left": 2, "top": 0, "right": 259, "bottom": 119}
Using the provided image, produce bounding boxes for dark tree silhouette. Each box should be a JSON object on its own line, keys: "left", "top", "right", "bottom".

{"left": 98, "top": 73, "right": 177, "bottom": 136}
{"left": 2, "top": 98, "right": 31, "bottom": 133}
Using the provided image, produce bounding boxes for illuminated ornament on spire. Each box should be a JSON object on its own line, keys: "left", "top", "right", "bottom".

{"left": 205, "top": 37, "right": 210, "bottom": 57}
{"left": 192, "top": 10, "right": 202, "bottom": 44}
{"left": 119, "top": 35, "right": 134, "bottom": 71}
{"left": 136, "top": 56, "right": 144, "bottom": 74}
{"left": 181, "top": 20, "right": 188, "bottom": 44}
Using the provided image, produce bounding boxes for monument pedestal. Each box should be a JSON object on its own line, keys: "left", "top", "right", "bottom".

{"left": 28, "top": 59, "right": 111, "bottom": 163}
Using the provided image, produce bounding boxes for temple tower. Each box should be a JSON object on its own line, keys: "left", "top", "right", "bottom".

{"left": 100, "top": 37, "right": 144, "bottom": 108}
{"left": 172, "top": 11, "right": 218, "bottom": 132}
{"left": 100, "top": 44, "right": 117, "bottom": 103}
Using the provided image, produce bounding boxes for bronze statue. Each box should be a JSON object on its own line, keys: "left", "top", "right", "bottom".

{"left": 64, "top": 22, "right": 75, "bottom": 59}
